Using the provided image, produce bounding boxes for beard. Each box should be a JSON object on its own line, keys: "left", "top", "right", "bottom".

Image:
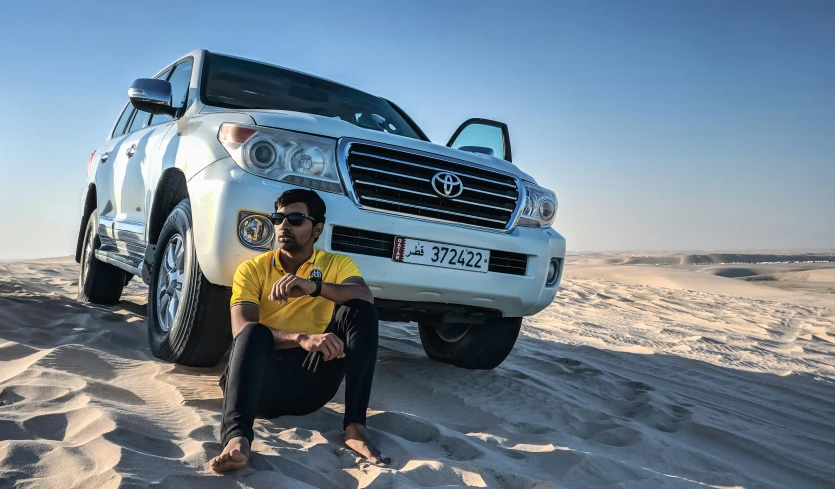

{"left": 276, "top": 231, "right": 304, "bottom": 251}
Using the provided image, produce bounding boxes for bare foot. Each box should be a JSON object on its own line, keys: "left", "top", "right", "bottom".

{"left": 209, "top": 436, "right": 250, "bottom": 472}
{"left": 344, "top": 423, "right": 390, "bottom": 467}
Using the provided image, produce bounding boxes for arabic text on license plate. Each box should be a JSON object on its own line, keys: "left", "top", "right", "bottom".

{"left": 392, "top": 237, "right": 489, "bottom": 273}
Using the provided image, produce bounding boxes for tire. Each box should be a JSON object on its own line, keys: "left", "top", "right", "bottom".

{"left": 147, "top": 199, "right": 232, "bottom": 367}
{"left": 77, "top": 211, "right": 126, "bottom": 305}
{"left": 418, "top": 316, "right": 523, "bottom": 370}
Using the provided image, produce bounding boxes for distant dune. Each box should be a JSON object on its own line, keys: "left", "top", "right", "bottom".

{"left": 1, "top": 254, "right": 834, "bottom": 488}
{"left": 606, "top": 252, "right": 835, "bottom": 266}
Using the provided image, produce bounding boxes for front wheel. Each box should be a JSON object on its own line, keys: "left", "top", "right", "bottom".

{"left": 147, "top": 199, "right": 232, "bottom": 367}
{"left": 418, "top": 316, "right": 523, "bottom": 370}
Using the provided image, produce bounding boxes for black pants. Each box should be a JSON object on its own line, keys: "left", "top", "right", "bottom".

{"left": 219, "top": 299, "right": 379, "bottom": 448}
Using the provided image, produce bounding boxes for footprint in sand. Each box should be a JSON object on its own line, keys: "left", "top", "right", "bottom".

{"left": 440, "top": 435, "right": 483, "bottom": 461}
{"left": 572, "top": 419, "right": 643, "bottom": 447}
{"left": 371, "top": 411, "right": 440, "bottom": 443}
{"left": 770, "top": 317, "right": 800, "bottom": 343}
{"left": 370, "top": 412, "right": 484, "bottom": 462}
{"left": 609, "top": 380, "right": 692, "bottom": 433}
{"left": 554, "top": 357, "right": 602, "bottom": 375}
{"left": 103, "top": 426, "right": 185, "bottom": 458}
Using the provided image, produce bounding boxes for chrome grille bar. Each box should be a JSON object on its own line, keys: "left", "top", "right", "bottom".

{"left": 361, "top": 196, "right": 508, "bottom": 224}
{"left": 352, "top": 165, "right": 516, "bottom": 201}
{"left": 340, "top": 139, "right": 523, "bottom": 231}
{"left": 354, "top": 180, "right": 514, "bottom": 212}
{"left": 352, "top": 151, "right": 518, "bottom": 188}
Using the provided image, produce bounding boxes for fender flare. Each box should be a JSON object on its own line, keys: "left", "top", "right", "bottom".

{"left": 75, "top": 184, "right": 97, "bottom": 263}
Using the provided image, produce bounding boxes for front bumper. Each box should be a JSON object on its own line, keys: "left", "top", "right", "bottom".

{"left": 188, "top": 157, "right": 566, "bottom": 317}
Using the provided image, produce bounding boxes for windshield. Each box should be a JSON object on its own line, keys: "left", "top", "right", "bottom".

{"left": 201, "top": 53, "right": 422, "bottom": 140}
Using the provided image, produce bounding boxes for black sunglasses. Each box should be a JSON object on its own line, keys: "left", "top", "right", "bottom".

{"left": 270, "top": 212, "right": 316, "bottom": 226}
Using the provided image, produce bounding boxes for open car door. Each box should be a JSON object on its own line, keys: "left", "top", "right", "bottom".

{"left": 446, "top": 118, "right": 512, "bottom": 163}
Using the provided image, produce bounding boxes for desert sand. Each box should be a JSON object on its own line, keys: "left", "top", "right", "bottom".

{"left": 1, "top": 253, "right": 834, "bottom": 488}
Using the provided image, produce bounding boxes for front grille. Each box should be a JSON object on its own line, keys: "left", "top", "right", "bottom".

{"left": 331, "top": 227, "right": 528, "bottom": 276}
{"left": 343, "top": 142, "right": 520, "bottom": 230}
{"left": 488, "top": 250, "right": 529, "bottom": 275}
{"left": 330, "top": 226, "right": 393, "bottom": 258}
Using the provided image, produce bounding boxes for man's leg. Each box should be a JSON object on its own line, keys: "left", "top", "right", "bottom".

{"left": 328, "top": 299, "right": 389, "bottom": 465}
{"left": 212, "top": 322, "right": 274, "bottom": 472}
{"left": 330, "top": 299, "right": 379, "bottom": 427}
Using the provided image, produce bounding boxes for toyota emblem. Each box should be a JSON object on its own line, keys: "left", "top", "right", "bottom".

{"left": 431, "top": 172, "right": 464, "bottom": 198}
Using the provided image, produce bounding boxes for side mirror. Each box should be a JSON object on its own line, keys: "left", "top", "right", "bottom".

{"left": 128, "top": 78, "right": 175, "bottom": 116}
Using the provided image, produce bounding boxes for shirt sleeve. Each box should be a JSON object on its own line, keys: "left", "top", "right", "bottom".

{"left": 230, "top": 260, "right": 263, "bottom": 307}
{"left": 335, "top": 255, "right": 363, "bottom": 283}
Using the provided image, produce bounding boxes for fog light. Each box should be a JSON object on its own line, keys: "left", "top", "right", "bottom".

{"left": 546, "top": 258, "right": 560, "bottom": 287}
{"left": 238, "top": 213, "right": 274, "bottom": 249}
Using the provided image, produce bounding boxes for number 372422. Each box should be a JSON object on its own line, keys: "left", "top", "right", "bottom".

{"left": 392, "top": 237, "right": 490, "bottom": 273}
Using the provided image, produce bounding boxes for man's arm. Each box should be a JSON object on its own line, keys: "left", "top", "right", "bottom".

{"left": 269, "top": 276, "right": 374, "bottom": 305}
{"left": 230, "top": 303, "right": 305, "bottom": 349}
{"left": 320, "top": 278, "right": 374, "bottom": 304}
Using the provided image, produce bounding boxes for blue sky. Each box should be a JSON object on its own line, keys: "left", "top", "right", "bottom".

{"left": 0, "top": 0, "right": 833, "bottom": 259}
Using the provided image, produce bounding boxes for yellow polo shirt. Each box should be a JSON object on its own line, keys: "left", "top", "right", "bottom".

{"left": 230, "top": 249, "right": 362, "bottom": 335}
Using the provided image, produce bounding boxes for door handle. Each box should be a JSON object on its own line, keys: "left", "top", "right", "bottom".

{"left": 100, "top": 152, "right": 109, "bottom": 163}
{"left": 126, "top": 145, "right": 136, "bottom": 158}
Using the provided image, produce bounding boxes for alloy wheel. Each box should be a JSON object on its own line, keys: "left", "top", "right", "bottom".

{"left": 156, "top": 234, "right": 185, "bottom": 332}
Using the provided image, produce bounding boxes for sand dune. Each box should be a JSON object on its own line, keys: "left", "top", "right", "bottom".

{"left": 601, "top": 252, "right": 835, "bottom": 267}
{"left": 1, "top": 256, "right": 834, "bottom": 488}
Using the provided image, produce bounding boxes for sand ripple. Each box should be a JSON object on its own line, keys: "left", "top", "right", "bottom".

{"left": 1, "top": 257, "right": 834, "bottom": 488}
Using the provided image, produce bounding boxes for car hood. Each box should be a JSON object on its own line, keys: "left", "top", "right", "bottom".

{"left": 205, "top": 108, "right": 536, "bottom": 183}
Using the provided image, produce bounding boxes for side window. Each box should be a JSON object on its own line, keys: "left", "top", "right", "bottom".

{"left": 151, "top": 60, "right": 193, "bottom": 126}
{"left": 127, "top": 109, "right": 152, "bottom": 133}
{"left": 112, "top": 104, "right": 133, "bottom": 138}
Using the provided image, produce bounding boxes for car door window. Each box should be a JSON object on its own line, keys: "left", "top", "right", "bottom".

{"left": 112, "top": 103, "right": 134, "bottom": 138}
{"left": 127, "top": 109, "right": 152, "bottom": 133}
{"left": 447, "top": 119, "right": 512, "bottom": 162}
{"left": 151, "top": 60, "right": 193, "bottom": 125}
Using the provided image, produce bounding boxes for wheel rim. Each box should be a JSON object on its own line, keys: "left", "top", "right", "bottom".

{"left": 156, "top": 234, "right": 185, "bottom": 333}
{"left": 435, "top": 323, "right": 471, "bottom": 343}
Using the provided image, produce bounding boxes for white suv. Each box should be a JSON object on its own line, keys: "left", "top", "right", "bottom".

{"left": 76, "top": 50, "right": 566, "bottom": 370}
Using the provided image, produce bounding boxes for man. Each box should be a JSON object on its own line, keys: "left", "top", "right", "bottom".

{"left": 209, "top": 189, "right": 388, "bottom": 472}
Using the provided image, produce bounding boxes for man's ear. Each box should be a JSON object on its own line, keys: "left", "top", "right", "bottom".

{"left": 313, "top": 222, "right": 324, "bottom": 239}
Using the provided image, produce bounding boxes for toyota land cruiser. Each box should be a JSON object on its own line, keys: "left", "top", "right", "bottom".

{"left": 75, "top": 49, "right": 566, "bottom": 370}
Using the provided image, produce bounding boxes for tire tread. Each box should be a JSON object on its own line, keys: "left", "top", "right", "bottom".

{"left": 419, "top": 317, "right": 522, "bottom": 370}
{"left": 78, "top": 212, "right": 125, "bottom": 305}
{"left": 147, "top": 200, "right": 232, "bottom": 367}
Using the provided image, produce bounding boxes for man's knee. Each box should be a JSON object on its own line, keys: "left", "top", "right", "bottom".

{"left": 338, "top": 299, "right": 379, "bottom": 326}
{"left": 235, "top": 322, "right": 273, "bottom": 345}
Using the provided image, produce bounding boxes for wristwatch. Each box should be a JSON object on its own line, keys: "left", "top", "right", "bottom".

{"left": 310, "top": 279, "right": 322, "bottom": 297}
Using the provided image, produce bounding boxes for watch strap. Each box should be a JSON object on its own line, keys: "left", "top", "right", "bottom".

{"left": 310, "top": 279, "right": 322, "bottom": 297}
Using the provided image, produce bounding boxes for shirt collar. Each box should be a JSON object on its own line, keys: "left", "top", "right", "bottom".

{"left": 272, "top": 249, "right": 319, "bottom": 272}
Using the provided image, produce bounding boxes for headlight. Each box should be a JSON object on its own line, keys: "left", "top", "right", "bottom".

{"left": 519, "top": 182, "right": 558, "bottom": 228}
{"left": 218, "top": 123, "right": 343, "bottom": 193}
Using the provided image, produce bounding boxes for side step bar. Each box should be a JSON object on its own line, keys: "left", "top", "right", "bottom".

{"left": 95, "top": 249, "right": 143, "bottom": 277}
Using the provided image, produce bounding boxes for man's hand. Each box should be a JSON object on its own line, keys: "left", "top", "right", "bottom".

{"left": 298, "top": 333, "right": 345, "bottom": 361}
{"left": 268, "top": 273, "right": 316, "bottom": 303}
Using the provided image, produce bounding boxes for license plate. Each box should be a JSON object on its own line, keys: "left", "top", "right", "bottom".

{"left": 393, "top": 237, "right": 490, "bottom": 273}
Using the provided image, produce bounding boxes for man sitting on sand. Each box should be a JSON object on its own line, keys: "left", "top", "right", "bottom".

{"left": 210, "top": 189, "right": 388, "bottom": 472}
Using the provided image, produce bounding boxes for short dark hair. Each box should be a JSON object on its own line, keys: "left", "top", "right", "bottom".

{"left": 275, "top": 189, "right": 326, "bottom": 224}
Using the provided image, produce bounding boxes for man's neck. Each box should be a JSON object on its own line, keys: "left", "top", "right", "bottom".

{"left": 278, "top": 247, "right": 314, "bottom": 274}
